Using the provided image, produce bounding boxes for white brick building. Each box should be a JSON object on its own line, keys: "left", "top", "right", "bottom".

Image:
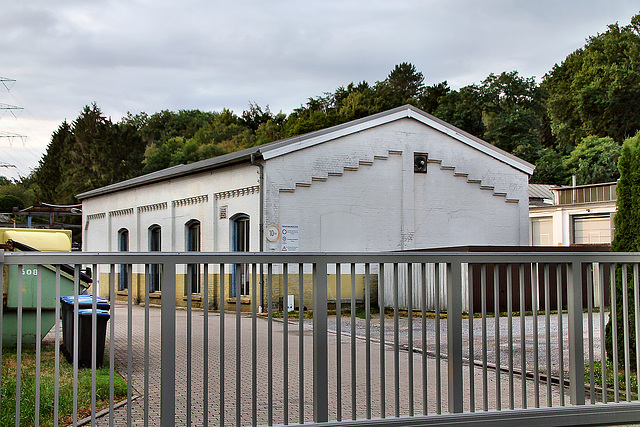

{"left": 78, "top": 105, "right": 534, "bottom": 309}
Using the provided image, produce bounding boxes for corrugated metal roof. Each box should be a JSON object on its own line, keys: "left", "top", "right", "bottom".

{"left": 77, "top": 104, "right": 535, "bottom": 200}
{"left": 529, "top": 184, "right": 553, "bottom": 200}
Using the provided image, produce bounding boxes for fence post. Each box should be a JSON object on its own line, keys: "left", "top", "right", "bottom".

{"left": 161, "top": 262, "right": 177, "bottom": 425}
{"left": 567, "top": 261, "right": 585, "bottom": 405}
{"left": 313, "top": 261, "right": 329, "bottom": 423}
{"left": 447, "top": 260, "right": 464, "bottom": 413}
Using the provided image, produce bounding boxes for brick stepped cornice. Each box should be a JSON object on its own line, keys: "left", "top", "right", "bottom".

{"left": 279, "top": 152, "right": 519, "bottom": 205}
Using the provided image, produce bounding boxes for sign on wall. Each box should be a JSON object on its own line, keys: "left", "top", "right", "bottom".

{"left": 266, "top": 224, "right": 280, "bottom": 242}
{"left": 281, "top": 224, "right": 299, "bottom": 252}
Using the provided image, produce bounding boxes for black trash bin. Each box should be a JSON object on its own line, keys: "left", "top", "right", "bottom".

{"left": 59, "top": 295, "right": 110, "bottom": 367}
{"left": 76, "top": 308, "right": 110, "bottom": 368}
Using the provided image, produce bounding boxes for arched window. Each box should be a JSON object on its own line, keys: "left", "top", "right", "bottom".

{"left": 149, "top": 225, "right": 161, "bottom": 293}
{"left": 186, "top": 220, "right": 201, "bottom": 294}
{"left": 231, "top": 214, "right": 250, "bottom": 297}
{"left": 118, "top": 228, "right": 129, "bottom": 291}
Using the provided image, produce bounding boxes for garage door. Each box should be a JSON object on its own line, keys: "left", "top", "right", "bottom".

{"left": 531, "top": 217, "right": 553, "bottom": 246}
{"left": 573, "top": 214, "right": 612, "bottom": 244}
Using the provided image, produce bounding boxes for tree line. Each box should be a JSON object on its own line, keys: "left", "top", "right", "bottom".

{"left": 2, "top": 13, "right": 639, "bottom": 208}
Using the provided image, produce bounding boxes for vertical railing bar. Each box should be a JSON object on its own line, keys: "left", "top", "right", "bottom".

{"left": 144, "top": 264, "right": 150, "bottom": 427}
{"left": 251, "top": 264, "right": 258, "bottom": 427}
{"left": 12, "top": 263, "right": 21, "bottom": 427}
{"left": 161, "top": 262, "right": 176, "bottom": 426}
{"left": 623, "top": 264, "right": 632, "bottom": 401}
{"left": 55, "top": 266, "right": 62, "bottom": 427}
{"left": 519, "top": 263, "right": 527, "bottom": 409}
{"left": 15, "top": 264, "right": 23, "bottom": 426}
{"left": 493, "top": 264, "right": 501, "bottom": 411}
{"left": 36, "top": 265, "right": 42, "bottom": 427}
{"left": 0, "top": 253, "right": 3, "bottom": 409}
{"left": 557, "top": 265, "right": 565, "bottom": 406}
{"left": 379, "top": 263, "right": 386, "bottom": 418}
{"left": 88, "top": 266, "right": 96, "bottom": 425}
{"left": 187, "top": 262, "right": 193, "bottom": 427}
{"left": 220, "top": 263, "right": 226, "bottom": 427}
{"left": 447, "top": 261, "right": 464, "bottom": 414}
{"left": 203, "top": 264, "right": 209, "bottom": 427}
{"left": 351, "top": 263, "right": 357, "bottom": 421}
{"left": 237, "top": 262, "right": 243, "bottom": 427}
{"left": 587, "top": 263, "right": 595, "bottom": 404}
{"left": 72, "top": 264, "right": 79, "bottom": 425}
{"left": 567, "top": 261, "right": 585, "bottom": 406}
{"left": 90, "top": 267, "right": 96, "bottom": 426}
{"left": 336, "top": 263, "right": 342, "bottom": 422}
{"left": 532, "top": 263, "right": 540, "bottom": 409}
{"left": 127, "top": 263, "right": 133, "bottom": 426}
{"left": 365, "top": 263, "right": 372, "bottom": 420}
{"left": 600, "top": 264, "right": 607, "bottom": 404}
{"left": 635, "top": 264, "right": 640, "bottom": 401}
{"left": 268, "top": 263, "right": 273, "bottom": 426}
{"left": 611, "top": 264, "right": 619, "bottom": 402}
{"left": 435, "top": 263, "right": 441, "bottom": 415}
{"left": 298, "top": 263, "right": 304, "bottom": 424}
{"left": 407, "top": 263, "right": 414, "bottom": 417}
{"left": 393, "top": 262, "right": 400, "bottom": 417}
{"left": 14, "top": 264, "right": 22, "bottom": 426}
{"left": 544, "top": 264, "right": 552, "bottom": 407}
{"left": 312, "top": 261, "right": 329, "bottom": 423}
{"left": 482, "top": 264, "right": 488, "bottom": 412}
{"left": 421, "top": 263, "right": 428, "bottom": 416}
{"left": 507, "top": 264, "right": 514, "bottom": 410}
{"left": 468, "top": 264, "right": 475, "bottom": 413}
{"left": 283, "top": 264, "right": 289, "bottom": 425}
{"left": 109, "top": 264, "right": 116, "bottom": 427}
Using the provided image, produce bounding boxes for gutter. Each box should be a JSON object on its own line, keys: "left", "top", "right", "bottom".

{"left": 250, "top": 152, "right": 265, "bottom": 313}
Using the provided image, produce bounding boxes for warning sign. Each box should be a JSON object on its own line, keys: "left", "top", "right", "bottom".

{"left": 281, "top": 224, "right": 299, "bottom": 252}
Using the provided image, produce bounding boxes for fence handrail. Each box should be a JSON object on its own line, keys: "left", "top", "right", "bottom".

{"left": 3, "top": 250, "right": 640, "bottom": 265}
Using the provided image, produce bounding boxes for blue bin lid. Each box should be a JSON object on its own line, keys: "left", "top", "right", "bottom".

{"left": 77, "top": 308, "right": 110, "bottom": 317}
{"left": 60, "top": 295, "right": 110, "bottom": 309}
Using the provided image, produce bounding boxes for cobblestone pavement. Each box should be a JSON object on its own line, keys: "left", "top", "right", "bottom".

{"left": 83, "top": 303, "right": 575, "bottom": 426}
{"left": 321, "top": 310, "right": 608, "bottom": 377}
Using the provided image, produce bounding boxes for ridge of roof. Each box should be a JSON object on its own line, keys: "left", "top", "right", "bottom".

{"left": 78, "top": 104, "right": 534, "bottom": 200}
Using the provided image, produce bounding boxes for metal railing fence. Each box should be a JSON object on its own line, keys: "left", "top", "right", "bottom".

{"left": 1, "top": 251, "right": 640, "bottom": 426}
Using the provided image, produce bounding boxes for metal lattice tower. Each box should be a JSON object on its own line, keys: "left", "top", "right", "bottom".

{"left": 0, "top": 76, "right": 26, "bottom": 169}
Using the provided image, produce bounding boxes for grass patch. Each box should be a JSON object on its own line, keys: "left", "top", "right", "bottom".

{"left": 1, "top": 344, "right": 127, "bottom": 427}
{"left": 585, "top": 360, "right": 638, "bottom": 398}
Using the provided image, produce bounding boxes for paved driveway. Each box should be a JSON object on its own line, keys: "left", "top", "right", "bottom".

{"left": 86, "top": 303, "right": 573, "bottom": 426}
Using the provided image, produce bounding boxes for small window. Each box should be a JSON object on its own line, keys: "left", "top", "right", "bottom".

{"left": 186, "top": 220, "right": 201, "bottom": 294}
{"left": 414, "top": 153, "right": 428, "bottom": 173}
{"left": 149, "top": 225, "right": 162, "bottom": 293}
{"left": 118, "top": 228, "right": 129, "bottom": 291}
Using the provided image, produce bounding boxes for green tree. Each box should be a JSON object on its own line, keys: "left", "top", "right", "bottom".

{"left": 0, "top": 194, "right": 24, "bottom": 212}
{"left": 386, "top": 62, "right": 425, "bottom": 105}
{"left": 530, "top": 148, "right": 569, "bottom": 184}
{"left": 607, "top": 131, "right": 640, "bottom": 370}
{"left": 545, "top": 14, "right": 640, "bottom": 149}
{"left": 33, "top": 121, "right": 73, "bottom": 202}
{"left": 34, "top": 104, "right": 146, "bottom": 203}
{"left": 563, "top": 135, "right": 621, "bottom": 184}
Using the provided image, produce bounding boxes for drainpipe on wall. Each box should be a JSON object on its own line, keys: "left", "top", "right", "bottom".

{"left": 251, "top": 152, "right": 265, "bottom": 313}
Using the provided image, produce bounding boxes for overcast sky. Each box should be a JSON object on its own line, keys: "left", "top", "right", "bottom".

{"left": 0, "top": 0, "right": 638, "bottom": 180}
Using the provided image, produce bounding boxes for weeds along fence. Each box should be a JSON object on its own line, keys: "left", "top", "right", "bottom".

{"left": 1, "top": 251, "right": 640, "bottom": 426}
